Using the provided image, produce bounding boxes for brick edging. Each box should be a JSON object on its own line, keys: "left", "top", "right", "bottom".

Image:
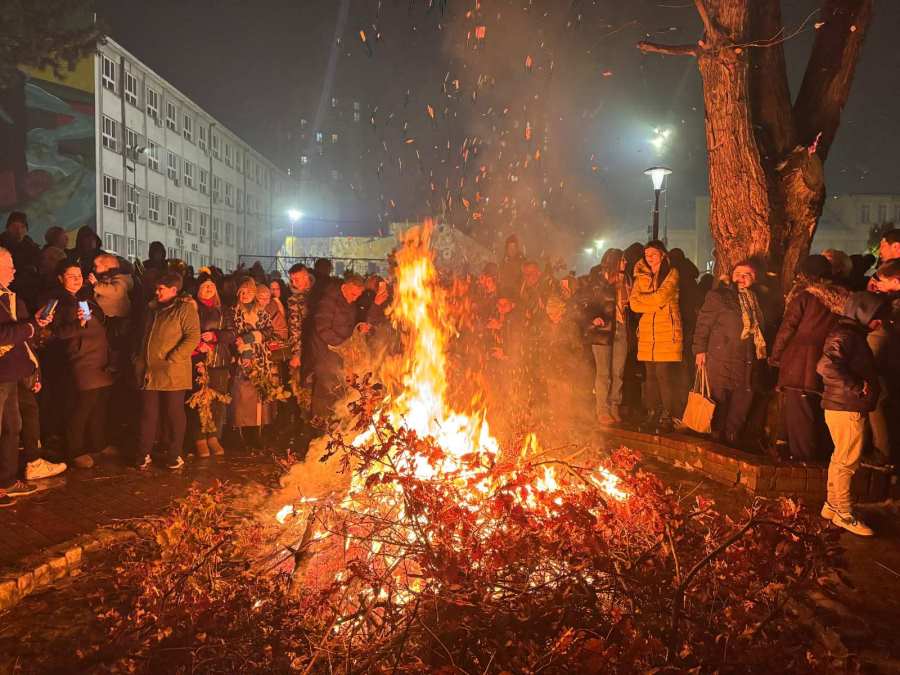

{"left": 0, "top": 526, "right": 139, "bottom": 613}
{"left": 599, "top": 425, "right": 896, "bottom": 503}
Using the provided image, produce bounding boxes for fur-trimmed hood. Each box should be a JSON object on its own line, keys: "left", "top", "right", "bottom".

{"left": 788, "top": 275, "right": 849, "bottom": 315}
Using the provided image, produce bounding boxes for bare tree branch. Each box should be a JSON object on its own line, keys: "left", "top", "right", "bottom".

{"left": 694, "top": 0, "right": 717, "bottom": 40}
{"left": 636, "top": 41, "right": 699, "bottom": 57}
{"left": 793, "top": 0, "right": 873, "bottom": 161}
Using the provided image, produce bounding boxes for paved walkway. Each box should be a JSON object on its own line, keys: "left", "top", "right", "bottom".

{"left": 0, "top": 450, "right": 281, "bottom": 573}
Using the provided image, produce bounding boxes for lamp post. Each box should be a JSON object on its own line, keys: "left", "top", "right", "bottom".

{"left": 643, "top": 166, "right": 671, "bottom": 242}
{"left": 287, "top": 209, "right": 303, "bottom": 257}
{"left": 127, "top": 145, "right": 148, "bottom": 262}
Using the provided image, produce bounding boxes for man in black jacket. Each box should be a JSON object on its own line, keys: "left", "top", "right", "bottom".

{"left": 817, "top": 291, "right": 887, "bottom": 537}
{"left": 0, "top": 248, "right": 53, "bottom": 506}
{"left": 310, "top": 274, "right": 368, "bottom": 418}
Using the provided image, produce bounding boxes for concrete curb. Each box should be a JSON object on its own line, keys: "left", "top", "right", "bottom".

{"left": 0, "top": 526, "right": 140, "bottom": 613}
{"left": 600, "top": 425, "right": 898, "bottom": 503}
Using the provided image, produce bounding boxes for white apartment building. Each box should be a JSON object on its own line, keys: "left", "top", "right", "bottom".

{"left": 95, "top": 38, "right": 293, "bottom": 269}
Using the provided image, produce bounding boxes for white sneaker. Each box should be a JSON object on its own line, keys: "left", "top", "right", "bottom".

{"left": 25, "top": 458, "right": 67, "bottom": 481}
{"left": 166, "top": 456, "right": 185, "bottom": 470}
{"left": 832, "top": 512, "right": 874, "bottom": 537}
{"left": 138, "top": 454, "right": 153, "bottom": 470}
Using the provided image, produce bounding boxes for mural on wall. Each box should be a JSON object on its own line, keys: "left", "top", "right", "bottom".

{"left": 0, "top": 57, "right": 96, "bottom": 240}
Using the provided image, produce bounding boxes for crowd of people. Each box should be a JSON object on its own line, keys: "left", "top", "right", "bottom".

{"left": 0, "top": 210, "right": 897, "bottom": 536}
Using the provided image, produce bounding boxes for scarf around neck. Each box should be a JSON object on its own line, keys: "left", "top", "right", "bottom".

{"left": 737, "top": 287, "right": 767, "bottom": 359}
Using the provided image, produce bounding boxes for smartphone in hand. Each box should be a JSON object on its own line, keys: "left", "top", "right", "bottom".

{"left": 77, "top": 300, "right": 92, "bottom": 322}
{"left": 39, "top": 298, "right": 59, "bottom": 321}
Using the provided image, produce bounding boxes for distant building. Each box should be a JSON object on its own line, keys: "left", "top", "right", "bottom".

{"left": 267, "top": 221, "right": 492, "bottom": 276}
{"left": 1, "top": 37, "right": 296, "bottom": 269}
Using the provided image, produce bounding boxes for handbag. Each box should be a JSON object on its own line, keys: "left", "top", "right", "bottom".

{"left": 681, "top": 365, "right": 716, "bottom": 434}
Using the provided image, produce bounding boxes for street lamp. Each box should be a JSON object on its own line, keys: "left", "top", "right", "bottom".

{"left": 643, "top": 166, "right": 672, "bottom": 242}
{"left": 287, "top": 209, "right": 303, "bottom": 256}
{"left": 126, "top": 145, "right": 148, "bottom": 261}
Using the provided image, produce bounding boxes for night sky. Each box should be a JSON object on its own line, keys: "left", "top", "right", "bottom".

{"left": 97, "top": 0, "right": 900, "bottom": 253}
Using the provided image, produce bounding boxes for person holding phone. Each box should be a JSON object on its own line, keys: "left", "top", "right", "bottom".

{"left": 47, "top": 261, "right": 114, "bottom": 469}
{"left": 0, "top": 247, "right": 57, "bottom": 507}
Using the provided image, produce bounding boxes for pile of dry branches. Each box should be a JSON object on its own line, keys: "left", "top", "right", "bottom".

{"left": 90, "top": 387, "right": 839, "bottom": 673}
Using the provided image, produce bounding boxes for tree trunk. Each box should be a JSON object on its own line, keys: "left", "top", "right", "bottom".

{"left": 638, "top": 0, "right": 872, "bottom": 289}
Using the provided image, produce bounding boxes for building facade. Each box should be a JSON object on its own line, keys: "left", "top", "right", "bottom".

{"left": 1, "top": 38, "right": 295, "bottom": 269}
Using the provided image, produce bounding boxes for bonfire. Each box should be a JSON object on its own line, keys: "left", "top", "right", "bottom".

{"left": 98, "top": 222, "right": 836, "bottom": 674}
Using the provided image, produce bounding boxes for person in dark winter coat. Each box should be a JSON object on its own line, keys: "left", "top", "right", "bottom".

{"left": 48, "top": 261, "right": 114, "bottom": 469}
{"left": 188, "top": 276, "right": 233, "bottom": 457}
{"left": 310, "top": 275, "right": 368, "bottom": 418}
{"left": 693, "top": 262, "right": 768, "bottom": 446}
{"left": 134, "top": 272, "right": 201, "bottom": 470}
{"left": 817, "top": 292, "right": 887, "bottom": 537}
{"left": 0, "top": 248, "right": 54, "bottom": 506}
{"left": 498, "top": 235, "right": 525, "bottom": 298}
{"left": 769, "top": 255, "right": 842, "bottom": 461}
{"left": 579, "top": 250, "right": 629, "bottom": 423}
{"left": 1, "top": 212, "right": 42, "bottom": 311}
{"left": 67, "top": 225, "right": 102, "bottom": 277}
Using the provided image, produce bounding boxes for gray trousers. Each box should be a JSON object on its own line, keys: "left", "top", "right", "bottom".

{"left": 592, "top": 328, "right": 627, "bottom": 416}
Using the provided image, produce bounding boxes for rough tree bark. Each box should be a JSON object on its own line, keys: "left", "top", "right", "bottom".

{"left": 638, "top": 0, "right": 872, "bottom": 288}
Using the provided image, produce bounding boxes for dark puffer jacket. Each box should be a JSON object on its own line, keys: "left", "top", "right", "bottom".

{"left": 49, "top": 289, "right": 113, "bottom": 391}
{"left": 310, "top": 283, "right": 360, "bottom": 372}
{"left": 769, "top": 278, "right": 844, "bottom": 394}
{"left": 576, "top": 276, "right": 617, "bottom": 346}
{"left": 692, "top": 283, "right": 762, "bottom": 391}
{"left": 817, "top": 319, "right": 880, "bottom": 413}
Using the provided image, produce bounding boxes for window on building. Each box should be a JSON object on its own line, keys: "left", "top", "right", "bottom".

{"left": 300, "top": 118, "right": 307, "bottom": 129}
{"left": 213, "top": 176, "right": 222, "bottom": 203}
{"left": 183, "top": 113, "right": 193, "bottom": 142}
{"left": 331, "top": 133, "right": 339, "bottom": 144}
{"left": 331, "top": 169, "right": 340, "bottom": 181}
{"left": 212, "top": 217, "right": 222, "bottom": 242}
{"left": 127, "top": 185, "right": 140, "bottom": 222}
{"left": 317, "top": 145, "right": 323, "bottom": 157}
{"left": 225, "top": 221, "right": 234, "bottom": 245}
{"left": 167, "top": 200, "right": 179, "bottom": 228}
{"left": 125, "top": 128, "right": 142, "bottom": 157}
{"left": 104, "top": 233, "right": 115, "bottom": 252}
{"left": 166, "top": 101, "right": 178, "bottom": 131}
{"left": 236, "top": 149, "right": 242, "bottom": 172}
{"left": 101, "top": 116, "right": 119, "bottom": 152}
{"left": 315, "top": 131, "right": 324, "bottom": 144}
{"left": 148, "top": 193, "right": 161, "bottom": 221}
{"left": 124, "top": 71, "right": 138, "bottom": 106}
{"left": 353, "top": 101, "right": 360, "bottom": 111}
{"left": 183, "top": 161, "right": 194, "bottom": 188}
{"left": 353, "top": 111, "right": 360, "bottom": 123}
{"left": 300, "top": 154, "right": 309, "bottom": 165}
{"left": 878, "top": 204, "right": 888, "bottom": 223}
{"left": 146, "top": 87, "right": 160, "bottom": 121}
{"left": 167, "top": 152, "right": 179, "bottom": 181}
{"left": 103, "top": 175, "right": 119, "bottom": 209}
{"left": 860, "top": 204, "right": 871, "bottom": 224}
{"left": 199, "top": 168, "right": 209, "bottom": 195}
{"left": 331, "top": 96, "right": 338, "bottom": 108}
{"left": 127, "top": 237, "right": 136, "bottom": 257}
{"left": 184, "top": 207, "right": 194, "bottom": 233}
{"left": 147, "top": 141, "right": 160, "bottom": 171}
{"left": 199, "top": 212, "right": 209, "bottom": 240}
{"left": 211, "top": 133, "right": 220, "bottom": 158}
{"left": 224, "top": 142, "right": 232, "bottom": 167}
{"left": 102, "top": 55, "right": 117, "bottom": 92}
{"left": 225, "top": 182, "right": 233, "bottom": 207}
{"left": 894, "top": 205, "right": 900, "bottom": 222}
{"left": 255, "top": 164, "right": 261, "bottom": 184}
{"left": 236, "top": 189, "right": 243, "bottom": 213}
{"left": 167, "top": 247, "right": 177, "bottom": 260}
{"left": 198, "top": 123, "right": 207, "bottom": 151}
